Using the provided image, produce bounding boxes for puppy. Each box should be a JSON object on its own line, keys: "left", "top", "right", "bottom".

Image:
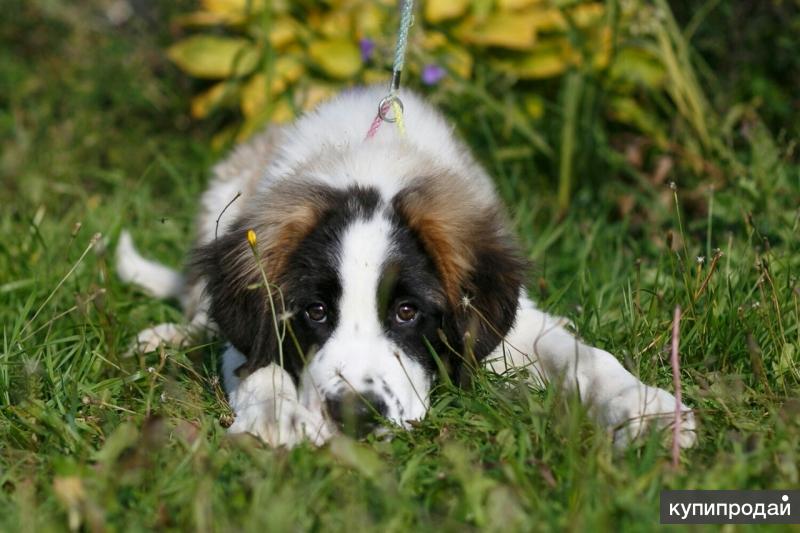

{"left": 117, "top": 86, "right": 696, "bottom": 448}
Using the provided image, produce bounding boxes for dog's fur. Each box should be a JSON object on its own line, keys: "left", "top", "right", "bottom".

{"left": 118, "top": 86, "right": 696, "bottom": 448}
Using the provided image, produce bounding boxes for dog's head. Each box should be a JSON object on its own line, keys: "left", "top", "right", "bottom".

{"left": 192, "top": 171, "right": 526, "bottom": 436}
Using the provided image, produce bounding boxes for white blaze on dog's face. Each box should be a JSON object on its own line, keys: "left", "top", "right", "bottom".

{"left": 192, "top": 176, "right": 526, "bottom": 437}
{"left": 299, "top": 213, "right": 431, "bottom": 430}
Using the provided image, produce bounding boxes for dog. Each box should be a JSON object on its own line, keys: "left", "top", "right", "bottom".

{"left": 117, "top": 85, "right": 697, "bottom": 449}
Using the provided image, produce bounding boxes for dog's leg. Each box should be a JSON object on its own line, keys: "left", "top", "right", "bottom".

{"left": 117, "top": 230, "right": 187, "bottom": 353}
{"left": 222, "top": 346, "right": 332, "bottom": 447}
{"left": 485, "top": 293, "right": 697, "bottom": 448}
{"left": 116, "top": 231, "right": 184, "bottom": 299}
{"left": 129, "top": 323, "right": 189, "bottom": 354}
{"left": 117, "top": 231, "right": 217, "bottom": 354}
{"left": 127, "top": 309, "right": 214, "bottom": 355}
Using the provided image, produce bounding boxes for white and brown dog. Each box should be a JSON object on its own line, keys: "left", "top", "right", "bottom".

{"left": 117, "top": 86, "right": 696, "bottom": 449}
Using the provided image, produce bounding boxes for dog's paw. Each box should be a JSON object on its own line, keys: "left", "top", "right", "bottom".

{"left": 228, "top": 396, "right": 333, "bottom": 448}
{"left": 125, "top": 323, "right": 187, "bottom": 355}
{"left": 600, "top": 384, "right": 697, "bottom": 449}
{"left": 226, "top": 364, "right": 333, "bottom": 448}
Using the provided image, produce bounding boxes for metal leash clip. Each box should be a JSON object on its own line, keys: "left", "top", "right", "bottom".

{"left": 378, "top": 71, "right": 404, "bottom": 123}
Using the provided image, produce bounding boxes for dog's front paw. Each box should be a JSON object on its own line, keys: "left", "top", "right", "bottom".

{"left": 225, "top": 363, "right": 334, "bottom": 448}
{"left": 600, "top": 384, "right": 697, "bottom": 449}
{"left": 126, "top": 323, "right": 187, "bottom": 355}
{"left": 228, "top": 396, "right": 332, "bottom": 448}
{"left": 227, "top": 364, "right": 334, "bottom": 448}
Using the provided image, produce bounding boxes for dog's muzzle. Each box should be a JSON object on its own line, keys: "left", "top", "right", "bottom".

{"left": 325, "top": 391, "right": 388, "bottom": 437}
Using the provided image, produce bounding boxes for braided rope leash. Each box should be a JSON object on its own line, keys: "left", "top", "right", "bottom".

{"left": 365, "top": 0, "right": 414, "bottom": 140}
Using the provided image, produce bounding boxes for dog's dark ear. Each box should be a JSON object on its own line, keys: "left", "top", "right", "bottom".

{"left": 189, "top": 225, "right": 279, "bottom": 373}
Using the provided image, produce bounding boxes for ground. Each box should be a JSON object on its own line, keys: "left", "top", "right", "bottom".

{"left": 1, "top": 1, "right": 798, "bottom": 531}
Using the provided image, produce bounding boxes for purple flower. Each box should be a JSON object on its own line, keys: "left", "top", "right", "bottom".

{"left": 359, "top": 38, "right": 375, "bottom": 63}
{"left": 422, "top": 63, "right": 446, "bottom": 86}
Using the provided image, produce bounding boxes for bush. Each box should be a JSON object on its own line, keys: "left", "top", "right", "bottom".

{"left": 167, "top": 0, "right": 728, "bottom": 212}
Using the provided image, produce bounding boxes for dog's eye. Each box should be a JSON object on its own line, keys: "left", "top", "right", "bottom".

{"left": 306, "top": 302, "right": 327, "bottom": 323}
{"left": 394, "top": 302, "right": 418, "bottom": 324}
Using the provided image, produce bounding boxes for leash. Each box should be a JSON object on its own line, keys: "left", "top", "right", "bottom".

{"left": 365, "top": 0, "right": 414, "bottom": 139}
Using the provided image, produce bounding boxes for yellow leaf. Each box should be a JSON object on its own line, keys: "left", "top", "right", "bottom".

{"left": 441, "top": 44, "right": 473, "bottom": 79}
{"left": 523, "top": 93, "right": 545, "bottom": 119}
{"left": 323, "top": 0, "right": 366, "bottom": 7}
{"left": 237, "top": 113, "right": 268, "bottom": 142}
{"left": 354, "top": 3, "right": 387, "bottom": 38}
{"left": 571, "top": 3, "right": 605, "bottom": 28}
{"left": 309, "top": 39, "right": 362, "bottom": 79}
{"left": 498, "top": 42, "right": 571, "bottom": 78}
{"left": 459, "top": 13, "right": 537, "bottom": 49}
{"left": 236, "top": 99, "right": 294, "bottom": 142}
{"left": 275, "top": 56, "right": 304, "bottom": 84}
{"left": 201, "top": 0, "right": 258, "bottom": 12}
{"left": 167, "top": 35, "right": 259, "bottom": 79}
{"left": 421, "top": 30, "right": 448, "bottom": 50}
{"left": 300, "top": 83, "right": 336, "bottom": 110}
{"left": 497, "top": 0, "right": 544, "bottom": 9}
{"left": 271, "top": 99, "right": 294, "bottom": 123}
{"left": 284, "top": 43, "right": 304, "bottom": 56}
{"left": 521, "top": 3, "right": 604, "bottom": 33}
{"left": 425, "top": 0, "right": 470, "bottom": 23}
{"left": 269, "top": 17, "right": 298, "bottom": 49}
{"left": 185, "top": 1, "right": 287, "bottom": 24}
{"left": 363, "top": 69, "right": 390, "bottom": 84}
{"left": 609, "top": 47, "right": 666, "bottom": 88}
{"left": 191, "top": 81, "right": 238, "bottom": 118}
{"left": 240, "top": 74, "right": 269, "bottom": 117}
{"left": 526, "top": 8, "right": 565, "bottom": 32}
{"left": 196, "top": 0, "right": 270, "bottom": 24}
{"left": 240, "top": 57, "right": 304, "bottom": 117}
{"left": 509, "top": 54, "right": 569, "bottom": 78}
{"left": 591, "top": 26, "right": 612, "bottom": 70}
{"left": 318, "top": 10, "right": 353, "bottom": 39}
{"left": 173, "top": 10, "right": 231, "bottom": 27}
{"left": 307, "top": 11, "right": 323, "bottom": 32}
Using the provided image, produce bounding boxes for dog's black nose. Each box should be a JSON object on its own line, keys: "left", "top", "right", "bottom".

{"left": 325, "top": 391, "right": 388, "bottom": 437}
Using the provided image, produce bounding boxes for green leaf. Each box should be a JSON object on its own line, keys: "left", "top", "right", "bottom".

{"left": 459, "top": 13, "right": 538, "bottom": 49}
{"left": 496, "top": 41, "right": 572, "bottom": 79}
{"left": 607, "top": 96, "right": 669, "bottom": 147}
{"left": 240, "top": 57, "right": 303, "bottom": 117}
{"left": 308, "top": 39, "right": 362, "bottom": 79}
{"left": 92, "top": 422, "right": 138, "bottom": 466}
{"left": 167, "top": 35, "right": 259, "bottom": 79}
{"left": 191, "top": 80, "right": 239, "bottom": 118}
{"left": 327, "top": 436, "right": 384, "bottom": 479}
{"left": 425, "top": 0, "right": 470, "bottom": 24}
{"left": 609, "top": 47, "right": 667, "bottom": 89}
{"left": 558, "top": 70, "right": 583, "bottom": 214}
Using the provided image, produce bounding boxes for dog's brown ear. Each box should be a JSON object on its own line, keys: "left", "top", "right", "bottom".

{"left": 393, "top": 176, "right": 527, "bottom": 376}
{"left": 189, "top": 225, "right": 280, "bottom": 373}
{"left": 448, "top": 217, "right": 526, "bottom": 369}
{"left": 188, "top": 182, "right": 338, "bottom": 376}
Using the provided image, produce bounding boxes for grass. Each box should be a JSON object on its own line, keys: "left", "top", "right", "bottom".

{"left": 1, "top": 0, "right": 799, "bottom": 531}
